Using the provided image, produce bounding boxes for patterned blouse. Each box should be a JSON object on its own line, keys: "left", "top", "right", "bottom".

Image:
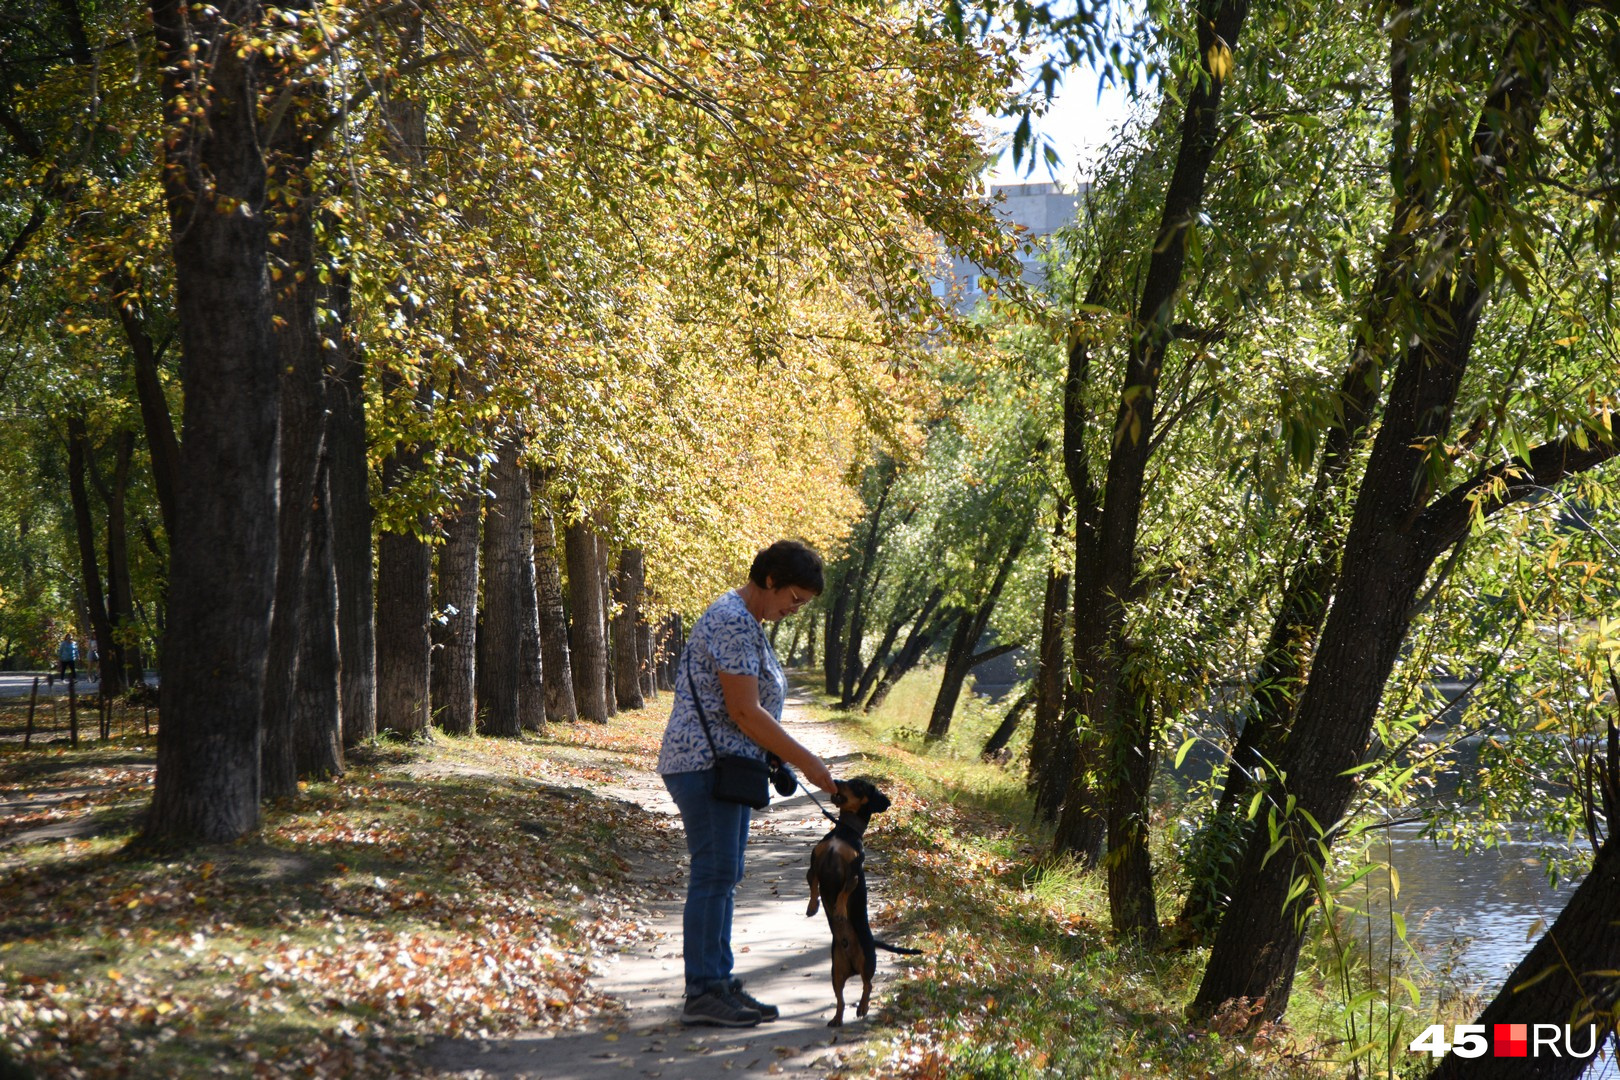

{"left": 656, "top": 590, "right": 785, "bottom": 775}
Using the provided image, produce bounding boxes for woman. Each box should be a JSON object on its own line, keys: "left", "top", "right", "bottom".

{"left": 657, "top": 539, "right": 839, "bottom": 1028}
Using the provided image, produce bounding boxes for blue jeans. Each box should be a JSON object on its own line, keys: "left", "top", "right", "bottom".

{"left": 663, "top": 770, "right": 751, "bottom": 997}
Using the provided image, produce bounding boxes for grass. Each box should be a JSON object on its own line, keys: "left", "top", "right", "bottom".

{"left": 792, "top": 666, "right": 1337, "bottom": 1080}
{"left": 0, "top": 707, "right": 676, "bottom": 1078}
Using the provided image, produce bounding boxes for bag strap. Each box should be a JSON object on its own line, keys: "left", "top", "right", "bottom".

{"left": 683, "top": 646, "right": 725, "bottom": 762}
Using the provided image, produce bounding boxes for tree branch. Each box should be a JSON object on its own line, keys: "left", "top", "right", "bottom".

{"left": 1419, "top": 432, "right": 1620, "bottom": 556}
{"left": 967, "top": 641, "right": 1020, "bottom": 668}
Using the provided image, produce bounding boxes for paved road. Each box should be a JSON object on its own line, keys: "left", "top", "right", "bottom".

{"left": 0, "top": 672, "right": 160, "bottom": 699}
{"left": 0, "top": 672, "right": 99, "bottom": 698}
{"left": 427, "top": 699, "right": 909, "bottom": 1079}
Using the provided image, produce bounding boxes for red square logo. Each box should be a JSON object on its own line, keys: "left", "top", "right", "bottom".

{"left": 1494, "top": 1024, "right": 1528, "bottom": 1057}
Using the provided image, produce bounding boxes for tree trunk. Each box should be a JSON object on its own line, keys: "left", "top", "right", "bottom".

{"left": 1054, "top": 311, "right": 1107, "bottom": 860}
{"left": 613, "top": 548, "right": 646, "bottom": 710}
{"left": 100, "top": 431, "right": 144, "bottom": 689}
{"left": 479, "top": 440, "right": 537, "bottom": 736}
{"left": 144, "top": 0, "right": 280, "bottom": 845}
{"left": 1193, "top": 6, "right": 1580, "bottom": 1021}
{"left": 519, "top": 563, "right": 545, "bottom": 732}
{"left": 822, "top": 569, "right": 851, "bottom": 696}
{"left": 926, "top": 537, "right": 1025, "bottom": 740}
{"left": 852, "top": 589, "right": 933, "bottom": 710}
{"left": 1180, "top": 22, "right": 1414, "bottom": 927}
{"left": 865, "top": 603, "right": 955, "bottom": 714}
{"left": 532, "top": 491, "right": 577, "bottom": 722}
{"left": 259, "top": 82, "right": 327, "bottom": 798}
{"left": 326, "top": 266, "right": 376, "bottom": 748}
{"left": 637, "top": 616, "right": 656, "bottom": 700}
{"left": 114, "top": 292, "right": 181, "bottom": 540}
{"left": 432, "top": 485, "right": 480, "bottom": 735}
{"left": 784, "top": 621, "right": 804, "bottom": 670}
{"left": 655, "top": 614, "right": 682, "bottom": 692}
{"left": 927, "top": 615, "right": 974, "bottom": 741}
{"left": 371, "top": 12, "right": 431, "bottom": 740}
{"left": 66, "top": 416, "right": 117, "bottom": 693}
{"left": 1426, "top": 833, "right": 1620, "bottom": 1080}
{"left": 564, "top": 519, "right": 610, "bottom": 722}
{"left": 841, "top": 474, "right": 894, "bottom": 704}
{"left": 375, "top": 375, "right": 433, "bottom": 738}
{"left": 1028, "top": 501, "right": 1072, "bottom": 823}
{"left": 598, "top": 530, "right": 618, "bottom": 717}
{"left": 982, "top": 688, "right": 1034, "bottom": 759}
{"left": 293, "top": 456, "right": 342, "bottom": 779}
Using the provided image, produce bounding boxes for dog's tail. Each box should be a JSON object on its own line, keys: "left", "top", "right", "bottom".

{"left": 873, "top": 940, "right": 923, "bottom": 955}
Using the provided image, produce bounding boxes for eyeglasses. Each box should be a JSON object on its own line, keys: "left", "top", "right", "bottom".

{"left": 784, "top": 587, "right": 811, "bottom": 610}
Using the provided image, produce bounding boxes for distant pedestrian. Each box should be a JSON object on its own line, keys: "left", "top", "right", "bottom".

{"left": 57, "top": 636, "right": 79, "bottom": 681}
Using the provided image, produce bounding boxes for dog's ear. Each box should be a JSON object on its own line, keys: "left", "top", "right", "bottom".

{"left": 867, "top": 789, "right": 891, "bottom": 814}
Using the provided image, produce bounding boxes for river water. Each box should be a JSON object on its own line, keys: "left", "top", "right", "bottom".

{"left": 1362, "top": 825, "right": 1618, "bottom": 1078}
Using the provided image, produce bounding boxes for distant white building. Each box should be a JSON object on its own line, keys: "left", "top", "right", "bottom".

{"left": 937, "top": 181, "right": 1085, "bottom": 310}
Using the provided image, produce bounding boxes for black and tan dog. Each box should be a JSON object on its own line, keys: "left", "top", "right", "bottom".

{"left": 805, "top": 777, "right": 920, "bottom": 1027}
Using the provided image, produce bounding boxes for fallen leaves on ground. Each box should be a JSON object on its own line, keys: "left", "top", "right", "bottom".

{"left": 0, "top": 710, "right": 678, "bottom": 1078}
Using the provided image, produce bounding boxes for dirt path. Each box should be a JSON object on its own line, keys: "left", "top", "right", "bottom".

{"left": 427, "top": 696, "right": 900, "bottom": 1079}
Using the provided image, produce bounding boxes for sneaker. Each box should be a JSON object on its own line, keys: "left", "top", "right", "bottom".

{"left": 680, "top": 986, "right": 761, "bottom": 1028}
{"left": 728, "top": 980, "right": 779, "bottom": 1022}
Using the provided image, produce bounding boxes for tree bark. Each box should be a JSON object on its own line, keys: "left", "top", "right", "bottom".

{"left": 613, "top": 548, "right": 646, "bottom": 710}
{"left": 293, "top": 455, "right": 342, "bottom": 779}
{"left": 982, "top": 688, "right": 1034, "bottom": 759}
{"left": 926, "top": 536, "right": 1025, "bottom": 740}
{"left": 375, "top": 376, "right": 433, "bottom": 738}
{"left": 101, "top": 431, "right": 144, "bottom": 689}
{"left": 841, "top": 472, "right": 895, "bottom": 704}
{"left": 432, "top": 485, "right": 480, "bottom": 735}
{"left": 66, "top": 416, "right": 117, "bottom": 693}
{"left": 143, "top": 0, "right": 280, "bottom": 845}
{"left": 598, "top": 530, "right": 617, "bottom": 717}
{"left": 259, "top": 74, "right": 328, "bottom": 798}
{"left": 637, "top": 616, "right": 657, "bottom": 700}
{"left": 655, "top": 613, "right": 682, "bottom": 692}
{"left": 113, "top": 291, "right": 180, "bottom": 540}
{"left": 326, "top": 266, "right": 376, "bottom": 748}
{"left": 519, "top": 558, "right": 545, "bottom": 732}
{"left": 532, "top": 490, "right": 577, "bottom": 722}
{"left": 1193, "top": 6, "right": 1582, "bottom": 1019}
{"left": 564, "top": 519, "right": 610, "bottom": 722}
{"left": 865, "top": 600, "right": 954, "bottom": 714}
{"left": 1028, "top": 501, "right": 1072, "bottom": 823}
{"left": 479, "top": 440, "right": 537, "bottom": 736}
{"left": 822, "top": 568, "right": 851, "bottom": 696}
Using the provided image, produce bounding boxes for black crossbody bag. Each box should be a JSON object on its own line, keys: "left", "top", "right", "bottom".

{"left": 683, "top": 645, "right": 772, "bottom": 810}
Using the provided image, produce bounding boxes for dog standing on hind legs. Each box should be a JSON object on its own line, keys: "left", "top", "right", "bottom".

{"left": 806, "top": 777, "right": 921, "bottom": 1027}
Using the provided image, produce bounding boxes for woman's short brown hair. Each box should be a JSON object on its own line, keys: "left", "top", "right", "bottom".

{"left": 748, "top": 539, "right": 824, "bottom": 595}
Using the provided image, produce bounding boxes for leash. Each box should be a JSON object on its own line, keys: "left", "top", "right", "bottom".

{"left": 801, "top": 785, "right": 840, "bottom": 824}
